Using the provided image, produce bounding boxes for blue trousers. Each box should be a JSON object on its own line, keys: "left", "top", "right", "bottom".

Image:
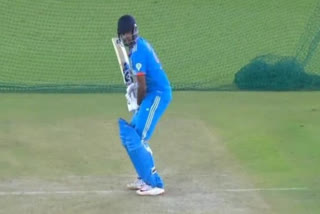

{"left": 123, "top": 90, "right": 171, "bottom": 187}
{"left": 131, "top": 91, "right": 172, "bottom": 142}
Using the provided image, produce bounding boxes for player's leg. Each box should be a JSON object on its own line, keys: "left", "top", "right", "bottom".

{"left": 127, "top": 92, "right": 171, "bottom": 192}
{"left": 134, "top": 93, "right": 172, "bottom": 195}
{"left": 118, "top": 118, "right": 164, "bottom": 190}
{"left": 125, "top": 110, "right": 144, "bottom": 190}
{"left": 121, "top": 145, "right": 145, "bottom": 190}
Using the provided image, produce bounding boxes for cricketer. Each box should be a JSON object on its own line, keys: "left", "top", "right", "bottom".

{"left": 117, "top": 15, "right": 172, "bottom": 196}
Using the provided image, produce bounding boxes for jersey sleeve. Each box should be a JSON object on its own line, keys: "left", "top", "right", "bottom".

{"left": 131, "top": 45, "right": 147, "bottom": 76}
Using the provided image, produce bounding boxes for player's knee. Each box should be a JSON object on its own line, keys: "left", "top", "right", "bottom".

{"left": 118, "top": 118, "right": 128, "bottom": 147}
{"left": 118, "top": 118, "right": 142, "bottom": 151}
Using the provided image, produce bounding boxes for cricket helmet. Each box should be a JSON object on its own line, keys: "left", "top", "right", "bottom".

{"left": 117, "top": 15, "right": 139, "bottom": 46}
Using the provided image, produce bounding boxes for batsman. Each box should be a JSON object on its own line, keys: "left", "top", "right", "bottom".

{"left": 116, "top": 15, "right": 172, "bottom": 196}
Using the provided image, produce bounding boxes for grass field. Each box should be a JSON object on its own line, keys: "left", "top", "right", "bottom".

{"left": 0, "top": 92, "right": 319, "bottom": 214}
{"left": 1, "top": 0, "right": 320, "bottom": 213}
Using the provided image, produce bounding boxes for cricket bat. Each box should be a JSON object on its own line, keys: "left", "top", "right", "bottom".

{"left": 111, "top": 38, "right": 138, "bottom": 112}
{"left": 111, "top": 38, "right": 134, "bottom": 86}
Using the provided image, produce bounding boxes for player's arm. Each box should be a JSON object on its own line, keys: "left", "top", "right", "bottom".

{"left": 136, "top": 73, "right": 146, "bottom": 106}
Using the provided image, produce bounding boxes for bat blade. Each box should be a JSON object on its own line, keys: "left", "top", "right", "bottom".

{"left": 111, "top": 38, "right": 133, "bottom": 85}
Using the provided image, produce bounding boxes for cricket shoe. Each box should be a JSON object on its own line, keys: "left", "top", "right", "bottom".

{"left": 136, "top": 184, "right": 165, "bottom": 196}
{"left": 126, "top": 178, "right": 146, "bottom": 190}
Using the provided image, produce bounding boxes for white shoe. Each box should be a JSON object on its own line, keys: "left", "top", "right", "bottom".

{"left": 136, "top": 184, "right": 165, "bottom": 196}
{"left": 127, "top": 178, "right": 146, "bottom": 190}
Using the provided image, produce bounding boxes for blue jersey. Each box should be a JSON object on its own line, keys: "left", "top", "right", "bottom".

{"left": 130, "top": 37, "right": 171, "bottom": 94}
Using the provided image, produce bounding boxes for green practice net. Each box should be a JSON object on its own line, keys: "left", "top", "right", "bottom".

{"left": 235, "top": 1, "right": 320, "bottom": 90}
{"left": 0, "top": 0, "right": 319, "bottom": 92}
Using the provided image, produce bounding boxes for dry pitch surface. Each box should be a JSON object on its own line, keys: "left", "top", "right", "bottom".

{"left": 0, "top": 118, "right": 273, "bottom": 214}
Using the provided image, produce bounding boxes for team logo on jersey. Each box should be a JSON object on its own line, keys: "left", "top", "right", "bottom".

{"left": 136, "top": 63, "right": 142, "bottom": 71}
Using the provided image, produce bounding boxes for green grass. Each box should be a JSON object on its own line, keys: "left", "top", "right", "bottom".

{"left": 174, "top": 91, "right": 320, "bottom": 213}
{"left": 1, "top": 0, "right": 320, "bottom": 212}
{"left": 181, "top": 92, "right": 320, "bottom": 184}
{"left": 0, "top": 92, "right": 319, "bottom": 213}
